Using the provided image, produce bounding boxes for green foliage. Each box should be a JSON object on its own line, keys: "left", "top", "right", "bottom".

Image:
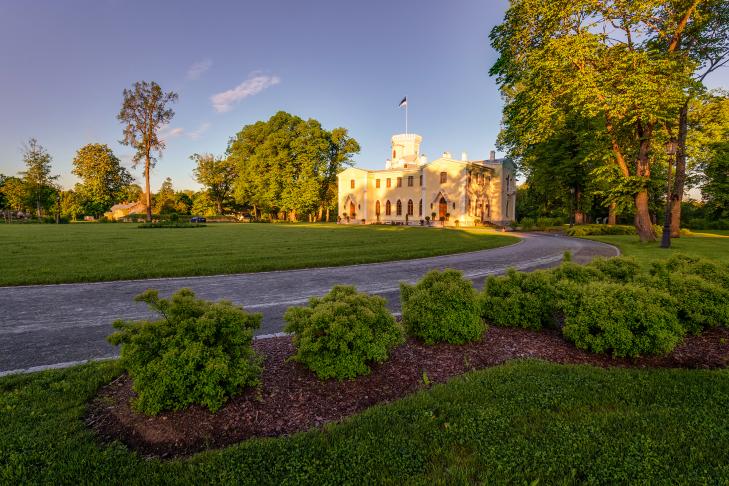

{"left": 137, "top": 221, "right": 206, "bottom": 229}
{"left": 480, "top": 269, "right": 560, "bottom": 330}
{"left": 564, "top": 224, "right": 636, "bottom": 237}
{"left": 191, "top": 153, "right": 236, "bottom": 214}
{"left": 562, "top": 282, "right": 684, "bottom": 358}
{"left": 228, "top": 111, "right": 359, "bottom": 221}
{"left": 107, "top": 288, "right": 262, "bottom": 414}
{"left": 19, "top": 138, "right": 58, "bottom": 218}
{"left": 586, "top": 257, "right": 642, "bottom": 283}
{"left": 400, "top": 269, "right": 484, "bottom": 344}
{"left": 284, "top": 285, "right": 403, "bottom": 380}
{"left": 71, "top": 143, "right": 133, "bottom": 217}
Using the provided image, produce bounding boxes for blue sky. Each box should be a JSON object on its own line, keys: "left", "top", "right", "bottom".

{"left": 1, "top": 1, "right": 727, "bottom": 191}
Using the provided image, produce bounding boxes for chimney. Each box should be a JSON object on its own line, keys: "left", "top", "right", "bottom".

{"left": 442, "top": 151, "right": 452, "bottom": 159}
{"left": 489, "top": 150, "right": 496, "bottom": 161}
{"left": 461, "top": 152, "right": 468, "bottom": 161}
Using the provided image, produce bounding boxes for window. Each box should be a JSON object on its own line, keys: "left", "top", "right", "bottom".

{"left": 418, "top": 199, "right": 422, "bottom": 216}
{"left": 376, "top": 179, "right": 381, "bottom": 188}
{"left": 397, "top": 177, "right": 402, "bottom": 187}
{"left": 386, "top": 178, "right": 391, "bottom": 188}
{"left": 385, "top": 200, "right": 391, "bottom": 215}
{"left": 375, "top": 200, "right": 381, "bottom": 215}
{"left": 506, "top": 175, "right": 511, "bottom": 193}
{"left": 408, "top": 176, "right": 414, "bottom": 187}
{"left": 392, "top": 149, "right": 396, "bottom": 158}
{"left": 452, "top": 202, "right": 456, "bottom": 210}
{"left": 350, "top": 179, "right": 355, "bottom": 189}
{"left": 396, "top": 200, "right": 402, "bottom": 216}
{"left": 440, "top": 172, "right": 447, "bottom": 184}
{"left": 407, "top": 199, "right": 414, "bottom": 216}
{"left": 419, "top": 174, "right": 423, "bottom": 186}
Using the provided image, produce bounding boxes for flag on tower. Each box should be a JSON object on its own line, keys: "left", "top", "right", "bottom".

{"left": 399, "top": 96, "right": 407, "bottom": 108}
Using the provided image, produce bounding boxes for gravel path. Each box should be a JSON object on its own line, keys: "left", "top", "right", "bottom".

{"left": 0, "top": 233, "right": 618, "bottom": 375}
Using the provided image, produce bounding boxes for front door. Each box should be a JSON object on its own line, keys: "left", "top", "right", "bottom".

{"left": 438, "top": 197, "right": 447, "bottom": 219}
{"left": 349, "top": 201, "right": 356, "bottom": 218}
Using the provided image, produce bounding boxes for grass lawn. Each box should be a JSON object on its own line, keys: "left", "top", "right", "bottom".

{"left": 586, "top": 230, "right": 729, "bottom": 267}
{"left": 2, "top": 360, "right": 728, "bottom": 484}
{"left": 0, "top": 223, "right": 517, "bottom": 286}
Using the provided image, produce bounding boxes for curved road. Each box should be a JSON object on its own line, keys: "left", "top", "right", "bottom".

{"left": 0, "top": 233, "right": 618, "bottom": 375}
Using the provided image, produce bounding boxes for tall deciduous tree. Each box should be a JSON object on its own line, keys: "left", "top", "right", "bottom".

{"left": 665, "top": 0, "right": 729, "bottom": 236}
{"left": 191, "top": 153, "right": 236, "bottom": 214}
{"left": 228, "top": 111, "right": 359, "bottom": 221}
{"left": 0, "top": 176, "right": 28, "bottom": 214}
{"left": 491, "top": 0, "right": 701, "bottom": 241}
{"left": 154, "top": 177, "right": 176, "bottom": 214}
{"left": 118, "top": 81, "right": 178, "bottom": 221}
{"left": 72, "top": 143, "right": 133, "bottom": 217}
{"left": 19, "top": 139, "right": 58, "bottom": 219}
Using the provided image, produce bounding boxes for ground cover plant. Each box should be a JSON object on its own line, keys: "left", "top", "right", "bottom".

{"left": 283, "top": 285, "right": 403, "bottom": 379}
{"left": 0, "top": 223, "right": 518, "bottom": 286}
{"left": 2, "top": 356, "right": 729, "bottom": 484}
{"left": 108, "top": 288, "right": 262, "bottom": 414}
{"left": 400, "top": 269, "right": 484, "bottom": 344}
{"left": 480, "top": 254, "right": 729, "bottom": 357}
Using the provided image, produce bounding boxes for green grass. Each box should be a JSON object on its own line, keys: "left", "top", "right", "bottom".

{"left": 0, "top": 223, "right": 518, "bottom": 286}
{"left": 1, "top": 360, "right": 727, "bottom": 484}
{"left": 586, "top": 231, "right": 729, "bottom": 267}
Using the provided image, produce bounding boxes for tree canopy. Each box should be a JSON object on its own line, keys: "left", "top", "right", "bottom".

{"left": 19, "top": 139, "right": 58, "bottom": 219}
{"left": 227, "top": 111, "right": 359, "bottom": 221}
{"left": 191, "top": 153, "right": 236, "bottom": 214}
{"left": 72, "top": 143, "right": 133, "bottom": 217}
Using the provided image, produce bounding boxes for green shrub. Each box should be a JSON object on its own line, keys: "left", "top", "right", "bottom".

{"left": 480, "top": 269, "right": 561, "bottom": 330}
{"left": 651, "top": 255, "right": 729, "bottom": 290}
{"left": 138, "top": 221, "right": 205, "bottom": 229}
{"left": 401, "top": 269, "right": 484, "bottom": 344}
{"left": 650, "top": 274, "right": 729, "bottom": 334}
{"left": 552, "top": 261, "right": 604, "bottom": 284}
{"left": 107, "top": 289, "right": 262, "bottom": 415}
{"left": 586, "top": 257, "right": 641, "bottom": 283}
{"left": 564, "top": 224, "right": 636, "bottom": 237}
{"left": 562, "top": 282, "right": 684, "bottom": 357}
{"left": 284, "top": 285, "right": 404, "bottom": 380}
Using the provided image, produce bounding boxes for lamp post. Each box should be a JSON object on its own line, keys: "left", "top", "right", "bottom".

{"left": 569, "top": 187, "right": 575, "bottom": 228}
{"left": 661, "top": 139, "right": 678, "bottom": 249}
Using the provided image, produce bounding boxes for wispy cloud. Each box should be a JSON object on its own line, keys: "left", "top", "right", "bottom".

{"left": 186, "top": 59, "right": 212, "bottom": 80}
{"left": 211, "top": 73, "right": 280, "bottom": 113}
{"left": 187, "top": 122, "right": 211, "bottom": 140}
{"left": 159, "top": 122, "right": 211, "bottom": 142}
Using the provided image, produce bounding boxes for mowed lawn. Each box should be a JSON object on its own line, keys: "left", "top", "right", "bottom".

{"left": 1, "top": 360, "right": 728, "bottom": 484}
{"left": 587, "top": 230, "right": 729, "bottom": 267}
{"left": 0, "top": 223, "right": 518, "bottom": 286}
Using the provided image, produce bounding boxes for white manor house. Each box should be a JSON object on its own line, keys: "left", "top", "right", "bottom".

{"left": 337, "top": 133, "right": 516, "bottom": 226}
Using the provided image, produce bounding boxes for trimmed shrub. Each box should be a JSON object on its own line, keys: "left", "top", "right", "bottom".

{"left": 401, "top": 269, "right": 484, "bottom": 344}
{"left": 552, "top": 261, "right": 604, "bottom": 284}
{"left": 586, "top": 257, "right": 641, "bottom": 283}
{"left": 651, "top": 255, "right": 729, "bottom": 290}
{"left": 108, "top": 289, "right": 262, "bottom": 415}
{"left": 284, "top": 286, "right": 403, "bottom": 380}
{"left": 654, "top": 274, "right": 729, "bottom": 334}
{"left": 564, "top": 224, "right": 636, "bottom": 237}
{"left": 480, "top": 269, "right": 561, "bottom": 330}
{"left": 562, "top": 282, "right": 684, "bottom": 357}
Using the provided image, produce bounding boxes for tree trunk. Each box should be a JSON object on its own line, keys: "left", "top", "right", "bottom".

{"left": 670, "top": 101, "right": 689, "bottom": 237}
{"left": 216, "top": 198, "right": 223, "bottom": 215}
{"left": 144, "top": 156, "right": 152, "bottom": 222}
{"left": 608, "top": 202, "right": 617, "bottom": 225}
{"left": 634, "top": 126, "right": 657, "bottom": 242}
{"left": 326, "top": 207, "right": 330, "bottom": 223}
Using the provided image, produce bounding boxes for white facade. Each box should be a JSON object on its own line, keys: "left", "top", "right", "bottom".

{"left": 338, "top": 133, "right": 516, "bottom": 226}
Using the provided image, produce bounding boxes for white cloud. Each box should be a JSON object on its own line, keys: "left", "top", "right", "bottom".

{"left": 211, "top": 73, "right": 281, "bottom": 113}
{"left": 186, "top": 59, "right": 212, "bottom": 80}
{"left": 187, "top": 122, "right": 211, "bottom": 140}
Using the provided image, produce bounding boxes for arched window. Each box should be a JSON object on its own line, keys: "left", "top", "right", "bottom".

{"left": 440, "top": 172, "right": 447, "bottom": 184}
{"left": 385, "top": 200, "right": 391, "bottom": 216}
{"left": 418, "top": 199, "right": 422, "bottom": 216}
{"left": 396, "top": 200, "right": 402, "bottom": 216}
{"left": 407, "top": 199, "right": 414, "bottom": 216}
{"left": 375, "top": 200, "right": 381, "bottom": 216}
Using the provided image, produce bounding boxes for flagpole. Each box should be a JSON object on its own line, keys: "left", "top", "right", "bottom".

{"left": 405, "top": 100, "right": 408, "bottom": 134}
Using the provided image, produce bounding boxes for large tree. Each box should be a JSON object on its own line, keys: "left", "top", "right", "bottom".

{"left": 228, "top": 111, "right": 359, "bottom": 221}
{"left": 666, "top": 0, "right": 729, "bottom": 236}
{"left": 19, "top": 138, "right": 58, "bottom": 219}
{"left": 72, "top": 143, "right": 133, "bottom": 217}
{"left": 0, "top": 176, "right": 28, "bottom": 214}
{"left": 118, "top": 81, "right": 178, "bottom": 222}
{"left": 491, "top": 0, "right": 702, "bottom": 241}
{"left": 191, "top": 153, "right": 236, "bottom": 214}
{"left": 153, "top": 177, "right": 176, "bottom": 214}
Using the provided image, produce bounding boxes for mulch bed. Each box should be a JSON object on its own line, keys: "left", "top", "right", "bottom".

{"left": 87, "top": 327, "right": 729, "bottom": 459}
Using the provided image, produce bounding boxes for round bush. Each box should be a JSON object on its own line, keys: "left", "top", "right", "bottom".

{"left": 562, "top": 282, "right": 684, "bottom": 358}
{"left": 400, "top": 269, "right": 484, "bottom": 344}
{"left": 284, "top": 285, "right": 404, "bottom": 380}
{"left": 108, "top": 289, "right": 262, "bottom": 415}
{"left": 586, "top": 257, "right": 641, "bottom": 283}
{"left": 480, "top": 269, "right": 560, "bottom": 330}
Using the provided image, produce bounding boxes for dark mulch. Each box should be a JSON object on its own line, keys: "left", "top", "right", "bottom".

{"left": 87, "top": 327, "right": 729, "bottom": 459}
